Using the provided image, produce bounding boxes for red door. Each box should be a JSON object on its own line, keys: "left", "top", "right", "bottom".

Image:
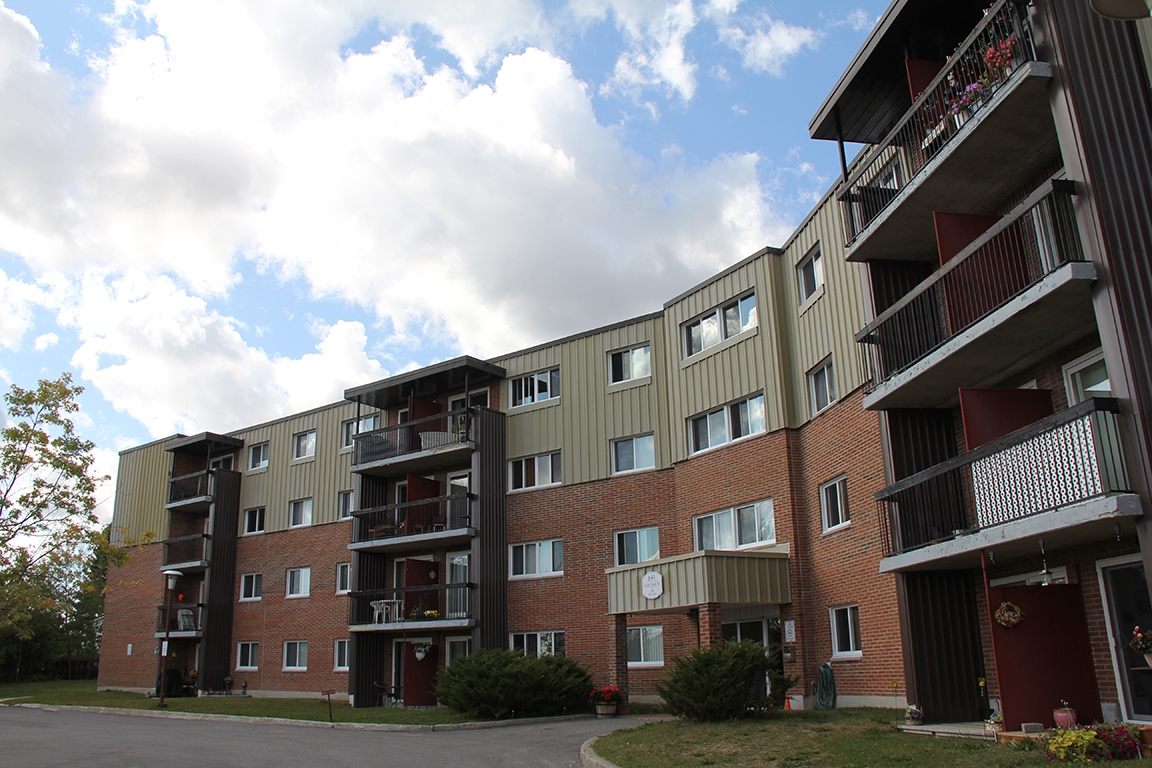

{"left": 403, "top": 643, "right": 439, "bottom": 707}
{"left": 404, "top": 475, "right": 441, "bottom": 534}
{"left": 403, "top": 558, "right": 440, "bottom": 620}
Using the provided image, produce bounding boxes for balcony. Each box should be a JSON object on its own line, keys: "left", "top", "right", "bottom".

{"left": 154, "top": 603, "right": 205, "bottom": 639}
{"left": 166, "top": 470, "right": 214, "bottom": 513}
{"left": 606, "top": 550, "right": 790, "bottom": 615}
{"left": 839, "top": 0, "right": 1058, "bottom": 262}
{"left": 876, "top": 399, "right": 1139, "bottom": 572}
{"left": 348, "top": 584, "right": 475, "bottom": 632}
{"left": 349, "top": 494, "right": 473, "bottom": 554}
{"left": 856, "top": 181, "right": 1095, "bottom": 409}
{"left": 160, "top": 533, "right": 210, "bottom": 573}
{"left": 351, "top": 410, "right": 472, "bottom": 476}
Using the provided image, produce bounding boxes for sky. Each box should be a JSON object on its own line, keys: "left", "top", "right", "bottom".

{"left": 0, "top": 0, "right": 887, "bottom": 522}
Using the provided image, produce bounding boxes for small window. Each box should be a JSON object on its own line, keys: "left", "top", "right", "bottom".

{"left": 284, "top": 640, "right": 308, "bottom": 670}
{"left": 249, "top": 443, "right": 269, "bottom": 470}
{"left": 510, "top": 540, "right": 564, "bottom": 578}
{"left": 821, "top": 476, "right": 850, "bottom": 531}
{"left": 689, "top": 394, "right": 766, "bottom": 453}
{"left": 695, "top": 499, "right": 775, "bottom": 550}
{"left": 809, "top": 358, "right": 836, "bottom": 414}
{"left": 627, "top": 626, "right": 664, "bottom": 667}
{"left": 240, "top": 573, "right": 263, "bottom": 601}
{"left": 341, "top": 415, "right": 380, "bottom": 448}
{"left": 830, "top": 604, "right": 862, "bottom": 658}
{"left": 616, "top": 527, "right": 659, "bottom": 566}
{"left": 334, "top": 639, "right": 350, "bottom": 671}
{"left": 447, "top": 637, "right": 472, "bottom": 665}
{"left": 286, "top": 567, "right": 311, "bottom": 598}
{"left": 338, "top": 490, "right": 355, "bottom": 519}
{"left": 293, "top": 430, "right": 316, "bottom": 459}
{"left": 289, "top": 498, "right": 312, "bottom": 528}
{"left": 610, "top": 345, "right": 652, "bottom": 384}
{"left": 511, "top": 368, "right": 561, "bottom": 407}
{"left": 1063, "top": 348, "right": 1112, "bottom": 405}
{"left": 243, "top": 507, "right": 265, "bottom": 535}
{"left": 210, "top": 455, "right": 234, "bottom": 471}
{"left": 237, "top": 642, "right": 259, "bottom": 670}
{"left": 613, "top": 435, "right": 656, "bottom": 473}
{"left": 683, "top": 293, "right": 757, "bottom": 358}
{"left": 450, "top": 391, "right": 490, "bottom": 411}
{"left": 510, "top": 631, "right": 565, "bottom": 657}
{"left": 797, "top": 245, "right": 824, "bottom": 303}
{"left": 336, "top": 563, "right": 351, "bottom": 594}
{"left": 510, "top": 452, "right": 562, "bottom": 490}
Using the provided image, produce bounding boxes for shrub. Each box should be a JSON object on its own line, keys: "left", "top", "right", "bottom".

{"left": 435, "top": 649, "right": 592, "bottom": 719}
{"left": 656, "top": 641, "right": 794, "bottom": 721}
{"left": 1044, "top": 723, "right": 1141, "bottom": 762}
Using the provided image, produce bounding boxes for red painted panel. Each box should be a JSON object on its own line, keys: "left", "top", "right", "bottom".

{"left": 935, "top": 211, "right": 1034, "bottom": 332}
{"left": 905, "top": 59, "right": 944, "bottom": 100}
{"left": 404, "top": 475, "right": 442, "bottom": 533}
{"left": 959, "top": 388, "right": 1054, "bottom": 451}
{"left": 934, "top": 211, "right": 1001, "bottom": 265}
{"left": 403, "top": 643, "right": 440, "bottom": 707}
{"left": 403, "top": 558, "right": 441, "bottom": 620}
{"left": 410, "top": 397, "right": 440, "bottom": 421}
{"left": 991, "top": 585, "right": 1101, "bottom": 731}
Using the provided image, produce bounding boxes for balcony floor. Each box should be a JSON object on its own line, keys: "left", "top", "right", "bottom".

{"left": 846, "top": 62, "right": 1058, "bottom": 264}
{"left": 351, "top": 442, "right": 473, "bottom": 477}
{"left": 165, "top": 496, "right": 211, "bottom": 513}
{"left": 348, "top": 618, "right": 475, "bottom": 633}
{"left": 879, "top": 493, "right": 1140, "bottom": 573}
{"left": 153, "top": 630, "right": 203, "bottom": 639}
{"left": 349, "top": 528, "right": 475, "bottom": 555}
{"left": 159, "top": 560, "right": 208, "bottom": 574}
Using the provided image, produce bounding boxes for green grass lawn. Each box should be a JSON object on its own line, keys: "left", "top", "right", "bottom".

{"left": 595, "top": 708, "right": 1047, "bottom": 768}
{"left": 0, "top": 680, "right": 467, "bottom": 725}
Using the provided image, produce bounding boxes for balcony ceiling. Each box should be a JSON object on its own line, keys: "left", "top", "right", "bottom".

{"left": 345, "top": 356, "right": 506, "bottom": 410}
{"left": 810, "top": 0, "right": 990, "bottom": 144}
{"left": 165, "top": 432, "right": 244, "bottom": 456}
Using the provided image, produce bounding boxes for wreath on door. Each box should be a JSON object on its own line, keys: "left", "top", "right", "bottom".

{"left": 994, "top": 601, "right": 1024, "bottom": 629}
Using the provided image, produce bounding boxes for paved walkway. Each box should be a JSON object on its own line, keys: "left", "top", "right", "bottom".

{"left": 0, "top": 706, "right": 642, "bottom": 767}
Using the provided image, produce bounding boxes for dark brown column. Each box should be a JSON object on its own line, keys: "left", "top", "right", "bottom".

{"left": 609, "top": 613, "right": 630, "bottom": 715}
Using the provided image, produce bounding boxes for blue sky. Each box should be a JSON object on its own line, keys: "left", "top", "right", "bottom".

{"left": 0, "top": 0, "right": 886, "bottom": 518}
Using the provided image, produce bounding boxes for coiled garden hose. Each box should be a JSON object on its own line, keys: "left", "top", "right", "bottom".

{"left": 815, "top": 662, "right": 836, "bottom": 710}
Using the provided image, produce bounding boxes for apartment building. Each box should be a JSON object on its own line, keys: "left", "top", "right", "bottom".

{"left": 808, "top": 0, "right": 1152, "bottom": 728}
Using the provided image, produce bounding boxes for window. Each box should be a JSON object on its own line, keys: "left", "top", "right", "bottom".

{"left": 510, "top": 540, "right": 564, "bottom": 577}
{"left": 284, "top": 640, "right": 308, "bottom": 670}
{"left": 286, "top": 567, "right": 311, "bottom": 598}
{"left": 249, "top": 443, "right": 269, "bottom": 470}
{"left": 243, "top": 507, "right": 265, "bottom": 535}
{"left": 511, "top": 368, "right": 561, "bottom": 407}
{"left": 447, "top": 637, "right": 472, "bottom": 665}
{"left": 293, "top": 430, "right": 316, "bottom": 459}
{"left": 613, "top": 435, "right": 655, "bottom": 473}
{"left": 689, "top": 394, "right": 766, "bottom": 453}
{"left": 610, "top": 345, "right": 651, "bottom": 384}
{"left": 341, "top": 415, "right": 380, "bottom": 448}
{"left": 338, "top": 490, "right": 355, "bottom": 519}
{"left": 511, "top": 631, "right": 565, "bottom": 657}
{"left": 830, "top": 604, "right": 862, "bottom": 658}
{"left": 334, "top": 639, "right": 349, "bottom": 671}
{"left": 683, "top": 293, "right": 757, "bottom": 358}
{"left": 510, "top": 452, "right": 562, "bottom": 490}
{"left": 237, "top": 642, "right": 259, "bottom": 670}
{"left": 797, "top": 245, "right": 824, "bottom": 302}
{"left": 821, "top": 476, "right": 850, "bottom": 531}
{"left": 289, "top": 498, "right": 312, "bottom": 528}
{"left": 627, "top": 626, "right": 664, "bottom": 667}
{"left": 809, "top": 358, "right": 836, "bottom": 414}
{"left": 695, "top": 500, "right": 775, "bottom": 550}
{"left": 210, "top": 455, "right": 234, "bottom": 471}
{"left": 240, "top": 573, "right": 263, "bottom": 601}
{"left": 1063, "top": 348, "right": 1112, "bottom": 405}
{"left": 616, "top": 527, "right": 659, "bottom": 566}
{"left": 336, "top": 563, "right": 351, "bottom": 594}
{"left": 450, "top": 391, "right": 490, "bottom": 410}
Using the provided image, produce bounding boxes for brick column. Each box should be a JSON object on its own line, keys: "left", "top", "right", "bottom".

{"left": 609, "top": 613, "right": 630, "bottom": 715}
{"left": 698, "top": 603, "right": 723, "bottom": 648}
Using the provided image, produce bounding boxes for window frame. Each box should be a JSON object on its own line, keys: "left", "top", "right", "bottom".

{"left": 820, "top": 476, "right": 850, "bottom": 533}
{"left": 248, "top": 443, "right": 270, "bottom": 471}
{"left": 509, "top": 452, "right": 562, "bottom": 491}
{"left": 626, "top": 625, "right": 665, "bottom": 668}
{"left": 289, "top": 498, "right": 312, "bottom": 528}
{"left": 341, "top": 415, "right": 380, "bottom": 449}
{"left": 1062, "top": 347, "right": 1111, "bottom": 405}
{"left": 510, "top": 630, "right": 566, "bottom": 657}
{"left": 334, "top": 638, "right": 350, "bottom": 671}
{"left": 243, "top": 507, "right": 265, "bottom": 535}
{"left": 292, "top": 430, "right": 317, "bottom": 460}
{"left": 808, "top": 358, "right": 836, "bottom": 415}
{"left": 335, "top": 562, "right": 351, "bottom": 595}
{"left": 682, "top": 292, "right": 758, "bottom": 359}
{"left": 286, "top": 567, "right": 311, "bottom": 598}
{"left": 510, "top": 368, "right": 561, "bottom": 409}
{"left": 338, "top": 489, "right": 355, "bottom": 520}
{"left": 240, "top": 572, "right": 263, "bottom": 601}
{"left": 829, "top": 604, "right": 862, "bottom": 659}
{"left": 615, "top": 526, "right": 660, "bottom": 566}
{"left": 446, "top": 636, "right": 473, "bottom": 666}
{"left": 236, "top": 641, "right": 259, "bottom": 671}
{"left": 609, "top": 344, "right": 652, "bottom": 385}
{"left": 797, "top": 244, "right": 824, "bottom": 304}
{"left": 283, "top": 640, "right": 309, "bottom": 671}
{"left": 612, "top": 434, "right": 656, "bottom": 474}
{"left": 688, "top": 393, "right": 766, "bottom": 454}
{"left": 693, "top": 499, "right": 776, "bottom": 551}
{"left": 509, "top": 539, "right": 564, "bottom": 579}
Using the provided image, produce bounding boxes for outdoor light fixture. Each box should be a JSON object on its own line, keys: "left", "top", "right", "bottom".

{"left": 1090, "top": 0, "right": 1152, "bottom": 19}
{"left": 157, "top": 570, "right": 184, "bottom": 708}
{"left": 413, "top": 643, "right": 432, "bottom": 661}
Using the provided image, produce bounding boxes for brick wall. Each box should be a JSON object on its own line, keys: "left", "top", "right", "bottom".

{"left": 99, "top": 543, "right": 164, "bottom": 690}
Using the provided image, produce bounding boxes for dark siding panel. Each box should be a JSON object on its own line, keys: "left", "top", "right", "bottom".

{"left": 473, "top": 407, "right": 507, "bottom": 650}
{"left": 350, "top": 633, "right": 387, "bottom": 709}
{"left": 869, "top": 260, "right": 935, "bottom": 316}
{"left": 887, "top": 409, "right": 959, "bottom": 480}
{"left": 202, "top": 469, "right": 240, "bottom": 692}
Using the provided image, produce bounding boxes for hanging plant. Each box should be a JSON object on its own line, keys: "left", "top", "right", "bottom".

{"left": 994, "top": 601, "right": 1024, "bottom": 629}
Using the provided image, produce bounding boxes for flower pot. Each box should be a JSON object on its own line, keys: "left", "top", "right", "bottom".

{"left": 1143, "top": 653, "right": 1152, "bottom": 669}
{"left": 985, "top": 721, "right": 1003, "bottom": 734}
{"left": 596, "top": 703, "right": 617, "bottom": 718}
{"left": 1053, "top": 707, "right": 1077, "bottom": 729}
{"left": 906, "top": 715, "right": 923, "bottom": 726}
{"left": 1139, "top": 725, "right": 1152, "bottom": 745}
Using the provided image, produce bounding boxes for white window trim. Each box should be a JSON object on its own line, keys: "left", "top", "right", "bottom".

{"left": 341, "top": 414, "right": 380, "bottom": 452}
{"left": 509, "top": 368, "right": 561, "bottom": 410}
{"left": 248, "top": 442, "right": 270, "bottom": 473}
{"left": 808, "top": 357, "right": 837, "bottom": 415}
{"left": 1095, "top": 552, "right": 1144, "bottom": 723}
{"left": 508, "top": 452, "right": 562, "bottom": 493}
{"left": 338, "top": 489, "right": 355, "bottom": 520}
{"left": 608, "top": 344, "right": 653, "bottom": 386}
{"left": 614, "top": 527, "right": 660, "bottom": 566}
{"left": 286, "top": 567, "right": 311, "bottom": 599}
{"left": 334, "top": 638, "right": 350, "bottom": 672}
{"left": 796, "top": 244, "right": 824, "bottom": 305}
{"left": 612, "top": 434, "right": 657, "bottom": 475}
{"left": 1062, "top": 347, "right": 1108, "bottom": 406}
{"left": 626, "top": 625, "right": 665, "bottom": 668}
{"left": 335, "top": 562, "right": 352, "bottom": 595}
{"left": 242, "top": 507, "right": 266, "bottom": 536}
{"left": 236, "top": 641, "right": 259, "bottom": 671}
{"left": 446, "top": 635, "right": 473, "bottom": 666}
{"left": 289, "top": 498, "right": 312, "bottom": 529}
{"left": 829, "top": 604, "right": 862, "bottom": 660}
{"left": 820, "top": 476, "right": 851, "bottom": 534}
{"left": 509, "top": 630, "right": 565, "bottom": 657}
{"left": 989, "top": 566, "right": 1069, "bottom": 587}
{"left": 687, "top": 393, "right": 767, "bottom": 456}
{"left": 509, "top": 540, "right": 564, "bottom": 579}
{"left": 292, "top": 430, "right": 317, "bottom": 461}
{"left": 693, "top": 499, "right": 776, "bottom": 551}
{"left": 681, "top": 292, "right": 759, "bottom": 361}
{"left": 283, "top": 640, "right": 308, "bottom": 671}
{"left": 239, "top": 572, "right": 263, "bottom": 602}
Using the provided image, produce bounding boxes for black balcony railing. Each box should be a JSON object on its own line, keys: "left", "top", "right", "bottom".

{"left": 839, "top": 0, "right": 1037, "bottom": 244}
{"left": 352, "top": 494, "right": 471, "bottom": 543}
{"left": 162, "top": 533, "right": 210, "bottom": 565}
{"left": 156, "top": 603, "right": 206, "bottom": 633}
{"left": 168, "top": 470, "right": 213, "bottom": 504}
{"left": 856, "top": 180, "right": 1082, "bottom": 387}
{"left": 352, "top": 409, "right": 472, "bottom": 466}
{"left": 349, "top": 584, "right": 474, "bottom": 625}
{"left": 877, "top": 399, "right": 1130, "bottom": 556}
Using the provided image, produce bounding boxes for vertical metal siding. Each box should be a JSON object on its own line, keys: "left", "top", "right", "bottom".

{"left": 202, "top": 469, "right": 240, "bottom": 692}
{"left": 474, "top": 407, "right": 507, "bottom": 649}
{"left": 110, "top": 439, "right": 175, "bottom": 544}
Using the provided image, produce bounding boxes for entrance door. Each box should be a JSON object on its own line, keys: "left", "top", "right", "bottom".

{"left": 1101, "top": 559, "right": 1152, "bottom": 721}
{"left": 403, "top": 642, "right": 439, "bottom": 707}
{"left": 404, "top": 558, "right": 440, "bottom": 619}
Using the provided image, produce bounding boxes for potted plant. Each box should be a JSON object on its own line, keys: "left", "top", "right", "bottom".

{"left": 985, "top": 711, "right": 1003, "bottom": 734}
{"left": 1130, "top": 626, "right": 1152, "bottom": 668}
{"left": 905, "top": 704, "right": 923, "bottom": 726}
{"left": 1053, "top": 699, "right": 1078, "bottom": 729}
{"left": 591, "top": 684, "right": 622, "bottom": 717}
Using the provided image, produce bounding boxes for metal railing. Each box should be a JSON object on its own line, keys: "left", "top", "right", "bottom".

{"left": 352, "top": 409, "right": 472, "bottom": 466}
{"left": 877, "top": 399, "right": 1130, "bottom": 556}
{"left": 352, "top": 494, "right": 471, "bottom": 543}
{"left": 156, "top": 603, "right": 206, "bottom": 633}
{"left": 168, "top": 470, "right": 214, "bottom": 504}
{"left": 162, "top": 533, "right": 210, "bottom": 565}
{"left": 349, "top": 584, "right": 474, "bottom": 625}
{"left": 839, "top": 0, "right": 1037, "bottom": 244}
{"left": 856, "top": 180, "right": 1082, "bottom": 387}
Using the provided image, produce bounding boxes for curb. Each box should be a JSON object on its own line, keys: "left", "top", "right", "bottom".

{"left": 580, "top": 736, "right": 622, "bottom": 768}
{"left": 8, "top": 703, "right": 593, "bottom": 732}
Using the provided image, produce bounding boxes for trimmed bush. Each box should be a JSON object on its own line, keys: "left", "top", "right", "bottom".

{"left": 656, "top": 641, "right": 795, "bottom": 721}
{"left": 435, "top": 649, "right": 593, "bottom": 719}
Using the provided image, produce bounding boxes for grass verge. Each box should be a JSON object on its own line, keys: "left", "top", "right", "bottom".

{"left": 594, "top": 708, "right": 1048, "bottom": 768}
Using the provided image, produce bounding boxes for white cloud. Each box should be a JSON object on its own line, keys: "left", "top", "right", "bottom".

{"left": 829, "top": 9, "right": 875, "bottom": 33}
{"left": 33, "top": 332, "right": 58, "bottom": 350}
{"left": 716, "top": 10, "right": 819, "bottom": 77}
{"left": 597, "top": 0, "right": 699, "bottom": 102}
{"left": 0, "top": 268, "right": 45, "bottom": 349}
